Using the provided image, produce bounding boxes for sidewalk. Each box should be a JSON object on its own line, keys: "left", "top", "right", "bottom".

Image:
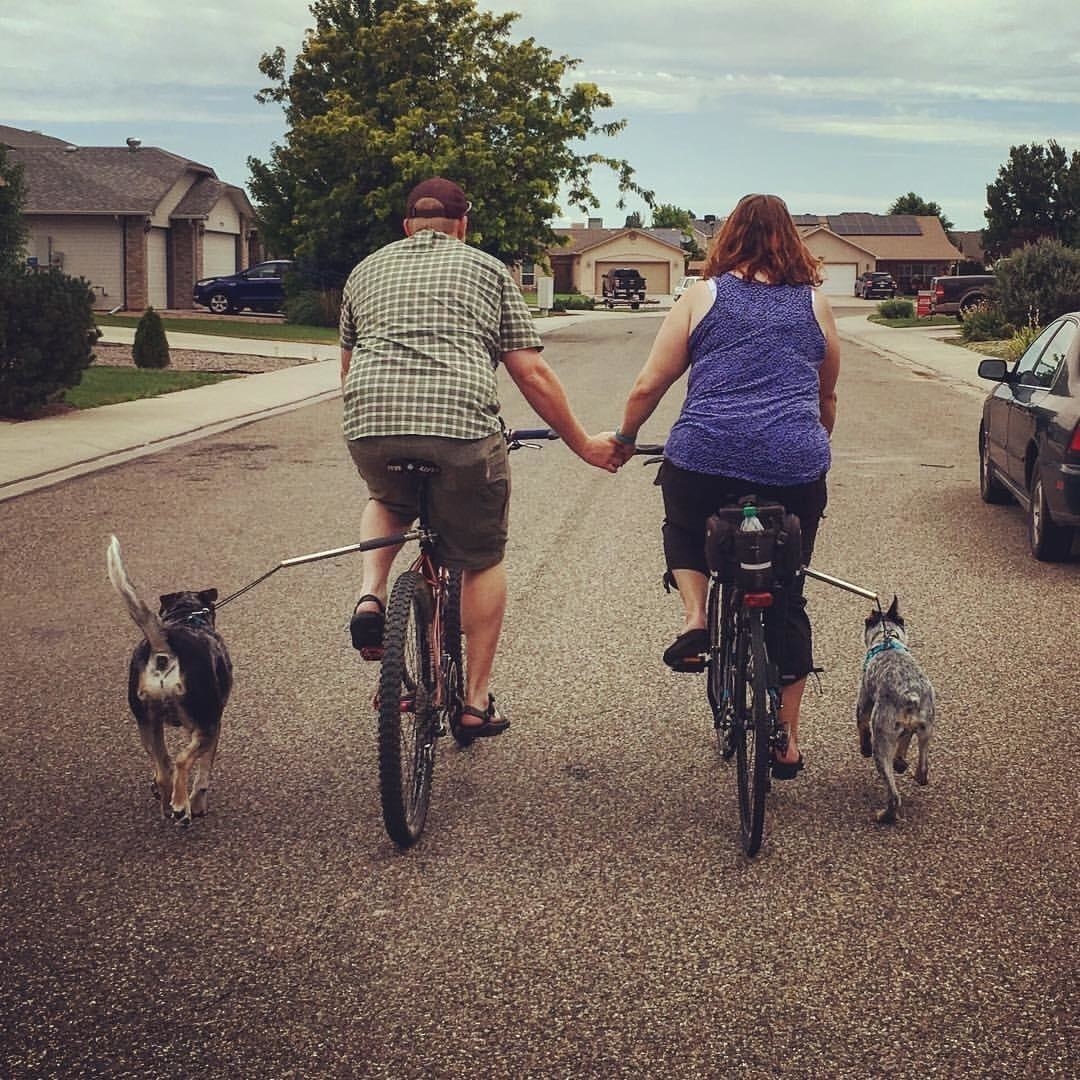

{"left": 0, "top": 311, "right": 986, "bottom": 501}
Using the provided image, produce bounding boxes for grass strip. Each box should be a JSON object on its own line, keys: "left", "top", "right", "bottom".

{"left": 94, "top": 314, "right": 337, "bottom": 344}
{"left": 65, "top": 366, "right": 238, "bottom": 409}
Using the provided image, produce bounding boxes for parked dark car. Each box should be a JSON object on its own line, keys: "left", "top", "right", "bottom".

{"left": 854, "top": 271, "right": 897, "bottom": 299}
{"left": 978, "top": 311, "right": 1080, "bottom": 560}
{"left": 193, "top": 260, "right": 293, "bottom": 315}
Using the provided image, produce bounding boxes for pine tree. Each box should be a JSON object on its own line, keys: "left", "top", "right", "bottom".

{"left": 133, "top": 307, "right": 170, "bottom": 369}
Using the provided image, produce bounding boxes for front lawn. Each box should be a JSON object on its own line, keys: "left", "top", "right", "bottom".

{"left": 867, "top": 314, "right": 957, "bottom": 328}
{"left": 64, "top": 367, "right": 237, "bottom": 409}
{"left": 94, "top": 313, "right": 337, "bottom": 344}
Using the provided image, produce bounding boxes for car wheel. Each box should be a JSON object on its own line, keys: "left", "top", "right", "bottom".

{"left": 979, "top": 426, "right": 1011, "bottom": 505}
{"left": 1027, "top": 461, "right": 1073, "bottom": 561}
{"left": 207, "top": 292, "right": 233, "bottom": 315}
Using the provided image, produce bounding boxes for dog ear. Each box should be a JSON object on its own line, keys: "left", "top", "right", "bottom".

{"left": 887, "top": 594, "right": 900, "bottom": 619}
{"left": 198, "top": 588, "right": 219, "bottom": 607}
{"left": 159, "top": 592, "right": 181, "bottom": 613}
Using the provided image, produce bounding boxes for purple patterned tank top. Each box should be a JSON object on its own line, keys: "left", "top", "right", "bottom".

{"left": 665, "top": 273, "right": 830, "bottom": 485}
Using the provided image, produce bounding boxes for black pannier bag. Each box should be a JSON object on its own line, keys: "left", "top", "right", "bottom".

{"left": 705, "top": 501, "right": 802, "bottom": 588}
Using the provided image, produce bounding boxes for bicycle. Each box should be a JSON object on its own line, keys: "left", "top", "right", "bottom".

{"left": 635, "top": 445, "right": 800, "bottom": 856}
{"left": 370, "top": 426, "right": 557, "bottom": 847}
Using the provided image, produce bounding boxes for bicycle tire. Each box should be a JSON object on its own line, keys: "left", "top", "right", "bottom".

{"left": 733, "top": 609, "right": 772, "bottom": 856}
{"left": 378, "top": 570, "right": 437, "bottom": 847}
{"left": 707, "top": 582, "right": 737, "bottom": 761}
{"left": 442, "top": 568, "right": 472, "bottom": 747}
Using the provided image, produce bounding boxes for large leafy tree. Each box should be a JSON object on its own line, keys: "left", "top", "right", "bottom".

{"left": 651, "top": 202, "right": 703, "bottom": 260}
{"left": 983, "top": 141, "right": 1080, "bottom": 257}
{"left": 0, "top": 146, "right": 29, "bottom": 274}
{"left": 887, "top": 192, "right": 954, "bottom": 236}
{"left": 249, "top": 0, "right": 652, "bottom": 281}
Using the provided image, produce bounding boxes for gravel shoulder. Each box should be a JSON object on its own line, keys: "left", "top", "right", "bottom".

{"left": 92, "top": 342, "right": 312, "bottom": 374}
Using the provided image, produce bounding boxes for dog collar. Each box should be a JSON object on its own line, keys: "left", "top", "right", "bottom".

{"left": 864, "top": 638, "right": 906, "bottom": 669}
{"left": 182, "top": 608, "right": 213, "bottom": 629}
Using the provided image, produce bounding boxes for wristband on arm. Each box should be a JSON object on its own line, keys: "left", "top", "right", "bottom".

{"left": 614, "top": 429, "right": 636, "bottom": 447}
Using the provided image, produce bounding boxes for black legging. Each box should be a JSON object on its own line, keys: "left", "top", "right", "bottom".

{"left": 659, "top": 461, "right": 828, "bottom": 685}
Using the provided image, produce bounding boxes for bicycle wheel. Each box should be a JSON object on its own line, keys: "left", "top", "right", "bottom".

{"left": 442, "top": 568, "right": 472, "bottom": 747}
{"left": 378, "top": 570, "right": 438, "bottom": 847}
{"left": 733, "top": 609, "right": 772, "bottom": 856}
{"left": 706, "top": 582, "right": 737, "bottom": 761}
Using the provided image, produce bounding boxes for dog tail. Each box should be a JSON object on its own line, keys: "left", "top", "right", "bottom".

{"left": 107, "top": 535, "right": 169, "bottom": 653}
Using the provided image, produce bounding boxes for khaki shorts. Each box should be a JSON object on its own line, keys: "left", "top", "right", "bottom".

{"left": 347, "top": 433, "right": 509, "bottom": 571}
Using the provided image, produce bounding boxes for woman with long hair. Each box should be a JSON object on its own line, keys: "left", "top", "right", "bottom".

{"left": 613, "top": 193, "right": 840, "bottom": 779}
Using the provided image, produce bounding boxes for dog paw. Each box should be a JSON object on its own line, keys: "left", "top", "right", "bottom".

{"left": 171, "top": 805, "right": 193, "bottom": 826}
{"left": 914, "top": 768, "right": 929, "bottom": 786}
{"left": 875, "top": 801, "right": 900, "bottom": 825}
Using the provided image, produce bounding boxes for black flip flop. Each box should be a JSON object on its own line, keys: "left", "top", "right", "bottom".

{"left": 663, "top": 628, "right": 709, "bottom": 671}
{"left": 771, "top": 753, "right": 805, "bottom": 780}
{"left": 350, "top": 594, "right": 385, "bottom": 651}
{"left": 459, "top": 694, "right": 511, "bottom": 738}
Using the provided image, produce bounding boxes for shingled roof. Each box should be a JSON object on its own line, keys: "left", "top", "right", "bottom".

{"left": 9, "top": 145, "right": 217, "bottom": 215}
{"left": 552, "top": 226, "right": 685, "bottom": 254}
{"left": 0, "top": 125, "right": 70, "bottom": 149}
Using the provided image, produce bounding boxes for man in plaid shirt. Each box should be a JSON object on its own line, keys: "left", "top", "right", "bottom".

{"left": 341, "top": 177, "right": 620, "bottom": 736}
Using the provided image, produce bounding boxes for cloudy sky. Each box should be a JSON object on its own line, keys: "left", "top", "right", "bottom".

{"left": 4, "top": 0, "right": 1078, "bottom": 231}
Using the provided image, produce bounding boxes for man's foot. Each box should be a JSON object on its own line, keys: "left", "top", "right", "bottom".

{"left": 350, "top": 594, "right": 385, "bottom": 651}
{"left": 459, "top": 694, "right": 510, "bottom": 738}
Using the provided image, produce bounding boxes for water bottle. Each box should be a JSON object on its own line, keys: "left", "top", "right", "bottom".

{"left": 737, "top": 505, "right": 774, "bottom": 590}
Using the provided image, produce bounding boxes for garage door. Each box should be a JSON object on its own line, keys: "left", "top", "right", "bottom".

{"left": 147, "top": 228, "right": 168, "bottom": 310}
{"left": 204, "top": 232, "right": 238, "bottom": 279}
{"left": 820, "top": 262, "right": 856, "bottom": 296}
{"left": 594, "top": 260, "right": 670, "bottom": 296}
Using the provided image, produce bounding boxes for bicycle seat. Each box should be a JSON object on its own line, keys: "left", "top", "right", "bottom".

{"left": 386, "top": 458, "right": 440, "bottom": 475}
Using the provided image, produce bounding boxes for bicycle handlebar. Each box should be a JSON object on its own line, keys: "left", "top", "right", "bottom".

{"left": 507, "top": 427, "right": 559, "bottom": 443}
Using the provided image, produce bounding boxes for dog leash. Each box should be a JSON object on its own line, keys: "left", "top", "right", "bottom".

{"left": 802, "top": 566, "right": 881, "bottom": 610}
{"left": 213, "top": 533, "right": 428, "bottom": 610}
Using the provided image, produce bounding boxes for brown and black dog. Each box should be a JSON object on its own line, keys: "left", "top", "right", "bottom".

{"left": 107, "top": 535, "right": 232, "bottom": 824}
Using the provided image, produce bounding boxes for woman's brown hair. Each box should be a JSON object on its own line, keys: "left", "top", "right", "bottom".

{"left": 702, "top": 193, "right": 823, "bottom": 286}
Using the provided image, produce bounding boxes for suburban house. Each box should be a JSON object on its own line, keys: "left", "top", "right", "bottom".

{"left": 2, "top": 124, "right": 258, "bottom": 311}
{"left": 689, "top": 211, "right": 963, "bottom": 295}
{"left": 540, "top": 220, "right": 687, "bottom": 297}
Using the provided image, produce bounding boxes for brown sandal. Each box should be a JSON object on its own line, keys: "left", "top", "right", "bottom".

{"left": 459, "top": 694, "right": 511, "bottom": 738}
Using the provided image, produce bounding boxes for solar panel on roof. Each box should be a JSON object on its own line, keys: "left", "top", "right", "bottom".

{"left": 828, "top": 214, "right": 921, "bottom": 236}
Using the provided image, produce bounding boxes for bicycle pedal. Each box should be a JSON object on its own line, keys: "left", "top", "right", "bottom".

{"left": 671, "top": 655, "right": 707, "bottom": 673}
{"left": 358, "top": 646, "right": 383, "bottom": 661}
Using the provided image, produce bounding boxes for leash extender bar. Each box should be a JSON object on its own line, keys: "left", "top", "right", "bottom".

{"left": 216, "top": 530, "right": 427, "bottom": 609}
{"left": 802, "top": 565, "right": 880, "bottom": 605}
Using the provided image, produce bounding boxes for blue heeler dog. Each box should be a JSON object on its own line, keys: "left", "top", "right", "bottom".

{"left": 856, "top": 596, "right": 936, "bottom": 824}
{"left": 107, "top": 536, "right": 232, "bottom": 825}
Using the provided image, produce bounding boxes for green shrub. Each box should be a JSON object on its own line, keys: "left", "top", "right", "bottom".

{"left": 560, "top": 293, "right": 595, "bottom": 311}
{"left": 1005, "top": 321, "right": 1044, "bottom": 361}
{"left": 995, "top": 238, "right": 1080, "bottom": 326}
{"left": 132, "top": 307, "right": 170, "bottom": 369}
{"left": 0, "top": 268, "right": 98, "bottom": 417}
{"left": 877, "top": 298, "right": 914, "bottom": 319}
{"left": 960, "top": 301, "right": 1010, "bottom": 341}
{"left": 285, "top": 287, "right": 341, "bottom": 327}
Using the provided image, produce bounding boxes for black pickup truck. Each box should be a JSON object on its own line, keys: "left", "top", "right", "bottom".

{"left": 601, "top": 267, "right": 647, "bottom": 309}
{"left": 930, "top": 274, "right": 996, "bottom": 317}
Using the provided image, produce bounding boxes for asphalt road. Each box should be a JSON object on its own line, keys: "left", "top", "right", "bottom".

{"left": 1, "top": 315, "right": 1076, "bottom": 1078}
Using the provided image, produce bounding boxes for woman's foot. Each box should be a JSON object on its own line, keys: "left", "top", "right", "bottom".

{"left": 662, "top": 626, "right": 708, "bottom": 669}
{"left": 771, "top": 732, "right": 804, "bottom": 779}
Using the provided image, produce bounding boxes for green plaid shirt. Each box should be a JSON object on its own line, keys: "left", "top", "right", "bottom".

{"left": 340, "top": 229, "right": 542, "bottom": 441}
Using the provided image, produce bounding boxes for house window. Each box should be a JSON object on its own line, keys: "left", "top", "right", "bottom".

{"left": 521, "top": 261, "right": 535, "bottom": 287}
